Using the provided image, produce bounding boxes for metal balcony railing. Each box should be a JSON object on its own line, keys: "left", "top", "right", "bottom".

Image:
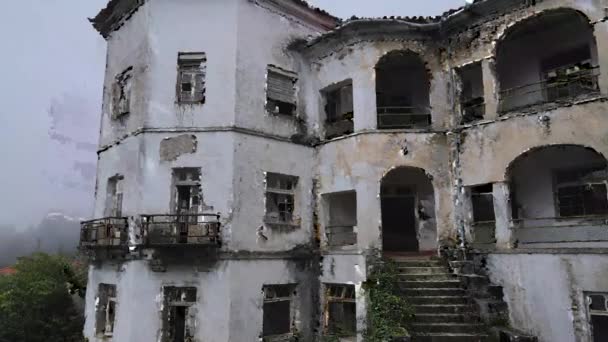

{"left": 142, "top": 213, "right": 221, "bottom": 247}
{"left": 80, "top": 217, "right": 129, "bottom": 248}
{"left": 498, "top": 67, "right": 600, "bottom": 113}
{"left": 511, "top": 214, "right": 608, "bottom": 244}
{"left": 377, "top": 106, "right": 431, "bottom": 129}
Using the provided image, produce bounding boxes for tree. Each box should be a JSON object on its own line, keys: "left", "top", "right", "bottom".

{"left": 0, "top": 253, "right": 86, "bottom": 342}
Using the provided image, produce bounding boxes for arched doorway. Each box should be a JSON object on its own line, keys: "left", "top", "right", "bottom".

{"left": 380, "top": 167, "right": 436, "bottom": 253}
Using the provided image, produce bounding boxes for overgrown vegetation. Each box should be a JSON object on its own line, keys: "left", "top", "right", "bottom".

{"left": 0, "top": 253, "right": 87, "bottom": 342}
{"left": 363, "top": 257, "right": 414, "bottom": 342}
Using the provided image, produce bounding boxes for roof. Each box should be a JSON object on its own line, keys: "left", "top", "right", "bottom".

{"left": 0, "top": 267, "right": 16, "bottom": 276}
{"left": 90, "top": 0, "right": 341, "bottom": 39}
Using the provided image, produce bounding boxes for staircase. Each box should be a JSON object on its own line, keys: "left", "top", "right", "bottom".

{"left": 393, "top": 256, "right": 490, "bottom": 342}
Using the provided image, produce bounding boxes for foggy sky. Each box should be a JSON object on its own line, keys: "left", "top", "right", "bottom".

{"left": 0, "top": 0, "right": 464, "bottom": 229}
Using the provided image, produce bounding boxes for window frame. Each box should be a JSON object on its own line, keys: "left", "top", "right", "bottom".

{"left": 112, "top": 67, "right": 133, "bottom": 119}
{"left": 264, "top": 172, "right": 299, "bottom": 227}
{"left": 176, "top": 52, "right": 207, "bottom": 105}
{"left": 266, "top": 65, "right": 298, "bottom": 117}
{"left": 553, "top": 166, "right": 608, "bottom": 218}
{"left": 96, "top": 283, "right": 117, "bottom": 337}
{"left": 262, "top": 284, "right": 297, "bottom": 341}
{"left": 162, "top": 286, "right": 197, "bottom": 342}
{"left": 324, "top": 284, "right": 356, "bottom": 338}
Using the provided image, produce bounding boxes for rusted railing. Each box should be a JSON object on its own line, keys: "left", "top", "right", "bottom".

{"left": 377, "top": 106, "right": 431, "bottom": 129}
{"left": 498, "top": 67, "right": 600, "bottom": 113}
{"left": 511, "top": 215, "right": 608, "bottom": 244}
{"left": 142, "top": 213, "right": 221, "bottom": 246}
{"left": 80, "top": 217, "right": 129, "bottom": 248}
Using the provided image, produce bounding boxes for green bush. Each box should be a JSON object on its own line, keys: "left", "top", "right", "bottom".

{"left": 363, "top": 258, "right": 414, "bottom": 342}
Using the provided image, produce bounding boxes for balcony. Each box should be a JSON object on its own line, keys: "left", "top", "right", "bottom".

{"left": 377, "top": 106, "right": 431, "bottom": 129}
{"left": 512, "top": 215, "right": 608, "bottom": 246}
{"left": 142, "top": 214, "right": 221, "bottom": 247}
{"left": 498, "top": 67, "right": 600, "bottom": 113}
{"left": 80, "top": 217, "right": 129, "bottom": 248}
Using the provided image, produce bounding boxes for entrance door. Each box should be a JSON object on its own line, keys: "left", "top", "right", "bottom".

{"left": 381, "top": 195, "right": 418, "bottom": 252}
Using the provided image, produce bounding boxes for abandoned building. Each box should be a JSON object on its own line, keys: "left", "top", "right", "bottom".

{"left": 80, "top": 0, "right": 608, "bottom": 341}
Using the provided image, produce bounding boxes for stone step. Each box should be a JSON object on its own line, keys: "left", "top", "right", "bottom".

{"left": 411, "top": 333, "right": 490, "bottom": 342}
{"left": 414, "top": 313, "right": 480, "bottom": 324}
{"left": 401, "top": 288, "right": 466, "bottom": 297}
{"left": 399, "top": 273, "right": 456, "bottom": 281}
{"left": 400, "top": 280, "right": 463, "bottom": 289}
{"left": 412, "top": 323, "right": 485, "bottom": 334}
{"left": 408, "top": 296, "right": 469, "bottom": 305}
{"left": 399, "top": 266, "right": 449, "bottom": 275}
{"left": 393, "top": 259, "right": 446, "bottom": 267}
{"left": 413, "top": 304, "right": 476, "bottom": 314}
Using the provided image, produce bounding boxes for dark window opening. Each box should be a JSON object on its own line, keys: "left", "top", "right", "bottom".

{"left": 555, "top": 167, "right": 608, "bottom": 217}
{"left": 587, "top": 293, "right": 608, "bottom": 342}
{"left": 324, "top": 191, "right": 357, "bottom": 247}
{"left": 163, "top": 287, "right": 196, "bottom": 342}
{"left": 267, "top": 66, "right": 297, "bottom": 116}
{"left": 172, "top": 168, "right": 202, "bottom": 215}
{"left": 375, "top": 51, "right": 431, "bottom": 129}
{"left": 265, "top": 173, "right": 298, "bottom": 226}
{"left": 106, "top": 175, "right": 124, "bottom": 217}
{"left": 177, "top": 52, "right": 206, "bottom": 104}
{"left": 325, "top": 284, "right": 356, "bottom": 337}
{"left": 471, "top": 184, "right": 495, "bottom": 223}
{"left": 262, "top": 285, "right": 296, "bottom": 339}
{"left": 323, "top": 81, "right": 354, "bottom": 139}
{"left": 95, "top": 284, "right": 117, "bottom": 337}
{"left": 456, "top": 62, "right": 485, "bottom": 123}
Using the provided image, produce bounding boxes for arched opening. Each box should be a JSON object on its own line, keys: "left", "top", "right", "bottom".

{"left": 375, "top": 51, "right": 431, "bottom": 129}
{"left": 507, "top": 145, "right": 608, "bottom": 245}
{"left": 380, "top": 167, "right": 436, "bottom": 253}
{"left": 496, "top": 9, "right": 600, "bottom": 113}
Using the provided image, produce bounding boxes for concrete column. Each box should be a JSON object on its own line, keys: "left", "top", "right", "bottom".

{"left": 481, "top": 58, "right": 499, "bottom": 120}
{"left": 593, "top": 21, "right": 608, "bottom": 96}
{"left": 493, "top": 181, "right": 514, "bottom": 249}
{"left": 461, "top": 187, "right": 474, "bottom": 244}
{"left": 353, "top": 69, "right": 377, "bottom": 132}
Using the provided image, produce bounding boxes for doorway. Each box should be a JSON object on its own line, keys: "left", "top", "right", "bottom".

{"left": 380, "top": 167, "right": 436, "bottom": 253}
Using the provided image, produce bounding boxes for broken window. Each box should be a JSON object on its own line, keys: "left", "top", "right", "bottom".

{"left": 106, "top": 175, "right": 124, "bottom": 217}
{"left": 266, "top": 65, "right": 297, "bottom": 116}
{"left": 554, "top": 167, "right": 608, "bottom": 217}
{"left": 265, "top": 173, "right": 298, "bottom": 226}
{"left": 541, "top": 46, "right": 598, "bottom": 102}
{"left": 172, "top": 168, "right": 202, "bottom": 215}
{"left": 324, "top": 191, "right": 357, "bottom": 247}
{"left": 96, "top": 284, "right": 117, "bottom": 337}
{"left": 112, "top": 67, "right": 133, "bottom": 118}
{"left": 162, "top": 287, "right": 197, "bottom": 342}
{"left": 456, "top": 62, "right": 484, "bottom": 123}
{"left": 177, "top": 53, "right": 206, "bottom": 104}
{"left": 262, "top": 284, "right": 296, "bottom": 340}
{"left": 323, "top": 81, "right": 354, "bottom": 139}
{"left": 375, "top": 50, "right": 431, "bottom": 129}
{"left": 586, "top": 292, "right": 608, "bottom": 342}
{"left": 324, "top": 284, "right": 356, "bottom": 338}
{"left": 471, "top": 184, "right": 495, "bottom": 223}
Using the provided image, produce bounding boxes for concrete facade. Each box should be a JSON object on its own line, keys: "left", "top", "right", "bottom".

{"left": 83, "top": 0, "right": 608, "bottom": 341}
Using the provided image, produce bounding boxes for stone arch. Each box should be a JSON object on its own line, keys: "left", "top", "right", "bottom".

{"left": 375, "top": 50, "right": 432, "bottom": 129}
{"left": 506, "top": 144, "right": 607, "bottom": 220}
{"left": 379, "top": 166, "right": 437, "bottom": 253}
{"left": 494, "top": 8, "right": 599, "bottom": 112}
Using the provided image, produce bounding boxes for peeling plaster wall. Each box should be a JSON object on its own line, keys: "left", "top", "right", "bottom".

{"left": 231, "top": 134, "right": 314, "bottom": 251}
{"left": 316, "top": 133, "right": 454, "bottom": 250}
{"left": 234, "top": 0, "right": 323, "bottom": 139}
{"left": 83, "top": 259, "right": 311, "bottom": 342}
{"left": 100, "top": 2, "right": 152, "bottom": 147}
{"left": 145, "top": 0, "right": 239, "bottom": 129}
{"left": 487, "top": 253, "right": 608, "bottom": 342}
{"left": 459, "top": 101, "right": 608, "bottom": 186}
{"left": 305, "top": 39, "right": 451, "bottom": 132}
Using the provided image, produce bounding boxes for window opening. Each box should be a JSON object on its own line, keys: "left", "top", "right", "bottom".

{"left": 177, "top": 52, "right": 206, "bottom": 104}
{"left": 262, "top": 285, "right": 296, "bottom": 340}
{"left": 266, "top": 65, "right": 297, "bottom": 116}
{"left": 112, "top": 67, "right": 133, "bottom": 118}
{"left": 324, "top": 284, "right": 356, "bottom": 338}
{"left": 96, "top": 284, "right": 117, "bottom": 337}
{"left": 265, "top": 173, "right": 298, "bottom": 226}
{"left": 587, "top": 292, "right": 608, "bottom": 342}
{"left": 163, "top": 287, "right": 197, "bottom": 342}
{"left": 554, "top": 166, "right": 608, "bottom": 217}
